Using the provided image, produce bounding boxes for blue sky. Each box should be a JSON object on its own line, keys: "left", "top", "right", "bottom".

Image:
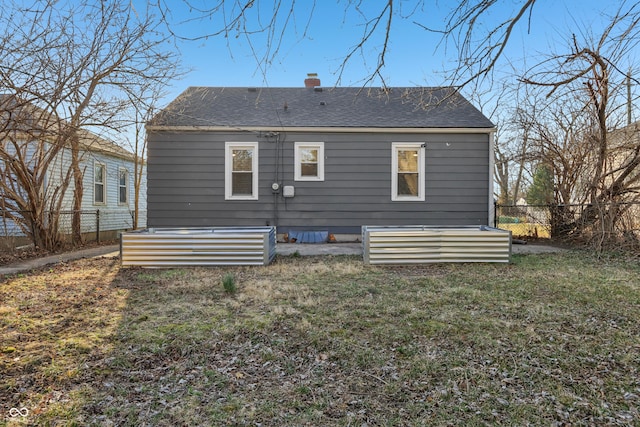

{"left": 157, "top": 1, "right": 638, "bottom": 106}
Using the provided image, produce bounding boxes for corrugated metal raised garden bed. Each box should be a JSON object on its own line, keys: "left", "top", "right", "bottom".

{"left": 362, "top": 225, "right": 512, "bottom": 264}
{"left": 120, "top": 227, "right": 276, "bottom": 267}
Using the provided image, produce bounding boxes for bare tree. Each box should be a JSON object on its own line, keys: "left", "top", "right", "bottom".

{"left": 494, "top": 131, "right": 531, "bottom": 205}
{"left": 0, "top": 96, "right": 70, "bottom": 249}
{"left": 466, "top": 81, "right": 533, "bottom": 206}
{"left": 0, "top": 0, "right": 180, "bottom": 250}
{"left": 519, "top": 2, "right": 640, "bottom": 246}
{"left": 123, "top": 82, "right": 172, "bottom": 230}
{"left": 493, "top": 97, "right": 534, "bottom": 205}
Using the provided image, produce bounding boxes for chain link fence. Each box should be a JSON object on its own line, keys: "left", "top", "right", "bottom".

{"left": 495, "top": 204, "right": 552, "bottom": 239}
{"left": 0, "top": 209, "right": 147, "bottom": 250}
{"left": 495, "top": 202, "right": 640, "bottom": 242}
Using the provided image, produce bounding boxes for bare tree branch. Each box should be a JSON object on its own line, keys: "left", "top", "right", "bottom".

{"left": 0, "top": 0, "right": 181, "bottom": 249}
{"left": 156, "top": 0, "right": 543, "bottom": 90}
{"left": 513, "top": 1, "right": 640, "bottom": 247}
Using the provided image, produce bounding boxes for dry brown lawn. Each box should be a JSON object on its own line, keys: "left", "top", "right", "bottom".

{"left": 1, "top": 252, "right": 640, "bottom": 425}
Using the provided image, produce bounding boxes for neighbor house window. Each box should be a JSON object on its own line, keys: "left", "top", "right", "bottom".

{"left": 225, "top": 142, "right": 259, "bottom": 200}
{"left": 295, "top": 142, "right": 324, "bottom": 181}
{"left": 94, "top": 162, "right": 106, "bottom": 204}
{"left": 391, "top": 142, "right": 425, "bottom": 201}
{"left": 118, "top": 168, "right": 128, "bottom": 205}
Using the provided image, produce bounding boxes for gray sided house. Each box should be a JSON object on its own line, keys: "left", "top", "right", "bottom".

{"left": 146, "top": 83, "right": 495, "bottom": 235}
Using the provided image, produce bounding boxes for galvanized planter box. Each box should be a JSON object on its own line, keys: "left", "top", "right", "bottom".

{"left": 121, "top": 227, "right": 277, "bottom": 267}
{"left": 362, "top": 225, "right": 512, "bottom": 264}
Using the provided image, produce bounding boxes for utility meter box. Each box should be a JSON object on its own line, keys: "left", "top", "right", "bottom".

{"left": 283, "top": 186, "right": 295, "bottom": 198}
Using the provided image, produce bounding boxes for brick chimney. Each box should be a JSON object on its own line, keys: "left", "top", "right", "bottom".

{"left": 304, "top": 73, "right": 321, "bottom": 88}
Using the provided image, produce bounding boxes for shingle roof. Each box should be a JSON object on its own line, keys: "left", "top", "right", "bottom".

{"left": 0, "top": 94, "right": 136, "bottom": 161}
{"left": 149, "top": 86, "right": 495, "bottom": 129}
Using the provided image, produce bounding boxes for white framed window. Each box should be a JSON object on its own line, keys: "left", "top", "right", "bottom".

{"left": 225, "top": 142, "right": 259, "bottom": 200}
{"left": 118, "top": 168, "right": 128, "bottom": 205}
{"left": 94, "top": 162, "right": 106, "bottom": 205}
{"left": 391, "top": 142, "right": 425, "bottom": 201}
{"left": 295, "top": 142, "right": 324, "bottom": 181}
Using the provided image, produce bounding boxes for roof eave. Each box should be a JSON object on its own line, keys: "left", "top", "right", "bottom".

{"left": 83, "top": 145, "right": 140, "bottom": 162}
{"left": 146, "top": 125, "right": 497, "bottom": 134}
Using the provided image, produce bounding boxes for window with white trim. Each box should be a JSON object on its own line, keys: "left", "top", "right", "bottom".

{"left": 391, "top": 142, "right": 425, "bottom": 201}
{"left": 94, "top": 162, "right": 106, "bottom": 204}
{"left": 118, "top": 168, "right": 128, "bottom": 205}
{"left": 295, "top": 142, "right": 324, "bottom": 181}
{"left": 225, "top": 142, "right": 259, "bottom": 200}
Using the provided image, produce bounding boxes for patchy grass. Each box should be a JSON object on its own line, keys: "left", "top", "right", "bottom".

{"left": 222, "top": 273, "right": 237, "bottom": 294}
{"left": 1, "top": 252, "right": 640, "bottom": 425}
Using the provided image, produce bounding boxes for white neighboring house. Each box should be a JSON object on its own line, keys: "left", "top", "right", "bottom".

{"left": 0, "top": 97, "right": 146, "bottom": 241}
{"left": 59, "top": 133, "right": 148, "bottom": 236}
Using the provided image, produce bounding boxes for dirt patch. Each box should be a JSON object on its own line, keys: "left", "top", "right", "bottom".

{"left": 0, "top": 246, "right": 51, "bottom": 266}
{"left": 0, "top": 240, "right": 118, "bottom": 267}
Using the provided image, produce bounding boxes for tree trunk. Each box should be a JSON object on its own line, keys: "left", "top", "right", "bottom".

{"left": 71, "top": 134, "right": 83, "bottom": 245}
{"left": 549, "top": 204, "right": 574, "bottom": 238}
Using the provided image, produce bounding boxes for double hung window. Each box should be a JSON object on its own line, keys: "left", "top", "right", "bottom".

{"left": 391, "top": 143, "right": 425, "bottom": 201}
{"left": 294, "top": 142, "right": 324, "bottom": 181}
{"left": 118, "top": 168, "right": 128, "bottom": 205}
{"left": 94, "top": 163, "right": 106, "bottom": 204}
{"left": 225, "top": 142, "right": 259, "bottom": 200}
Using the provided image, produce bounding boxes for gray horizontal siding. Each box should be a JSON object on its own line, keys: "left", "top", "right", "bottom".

{"left": 148, "top": 188, "right": 486, "bottom": 199}
{"left": 148, "top": 200, "right": 487, "bottom": 212}
{"left": 147, "top": 131, "right": 490, "bottom": 233}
